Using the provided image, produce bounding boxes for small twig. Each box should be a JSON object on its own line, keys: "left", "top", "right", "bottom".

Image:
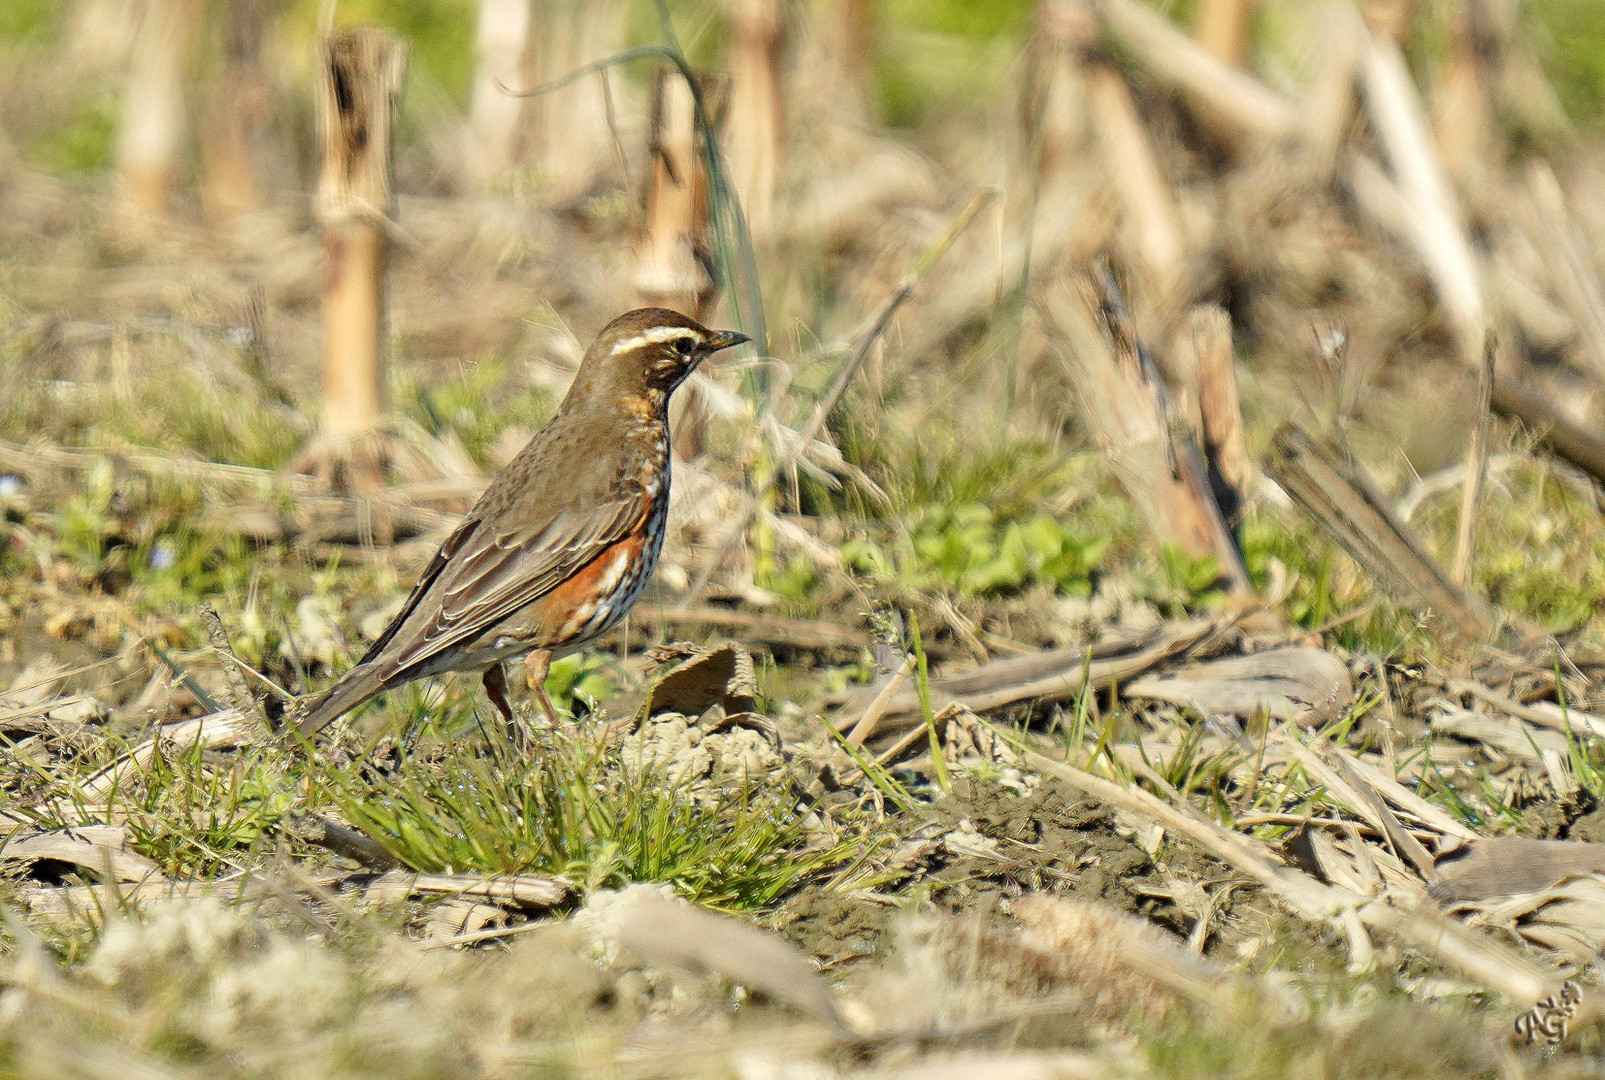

{"left": 808, "top": 655, "right": 916, "bottom": 800}
{"left": 288, "top": 813, "right": 402, "bottom": 871}
{"left": 679, "top": 189, "right": 995, "bottom": 607}
{"left": 839, "top": 655, "right": 916, "bottom": 744}
{"left": 219, "top": 655, "right": 295, "bottom": 705}
{"left": 1452, "top": 334, "right": 1495, "bottom": 585}
{"left": 200, "top": 604, "right": 272, "bottom": 737}
{"left": 418, "top": 916, "right": 550, "bottom": 951}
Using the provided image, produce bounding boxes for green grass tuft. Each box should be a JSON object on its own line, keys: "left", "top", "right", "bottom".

{"left": 319, "top": 725, "right": 885, "bottom": 911}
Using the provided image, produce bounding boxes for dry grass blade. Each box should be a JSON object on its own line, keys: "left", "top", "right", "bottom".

{"left": 1268, "top": 424, "right": 1501, "bottom": 644}
{"left": 1324, "top": 742, "right": 1479, "bottom": 841}
{"left": 1451, "top": 335, "right": 1495, "bottom": 585}
{"left": 1327, "top": 749, "right": 1438, "bottom": 881}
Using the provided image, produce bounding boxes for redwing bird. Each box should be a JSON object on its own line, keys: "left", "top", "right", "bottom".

{"left": 293, "top": 308, "right": 748, "bottom": 738}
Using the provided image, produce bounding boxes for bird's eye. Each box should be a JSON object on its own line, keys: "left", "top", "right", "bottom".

{"left": 673, "top": 336, "right": 697, "bottom": 356}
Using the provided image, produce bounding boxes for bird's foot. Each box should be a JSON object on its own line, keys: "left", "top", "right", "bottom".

{"left": 482, "top": 664, "right": 537, "bottom": 750}
{"left": 524, "top": 649, "right": 560, "bottom": 725}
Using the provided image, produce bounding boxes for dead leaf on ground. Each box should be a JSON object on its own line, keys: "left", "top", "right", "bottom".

{"left": 644, "top": 641, "right": 760, "bottom": 718}
{"left": 0, "top": 824, "right": 163, "bottom": 883}
{"left": 1125, "top": 645, "right": 1352, "bottom": 725}
{"left": 1432, "top": 837, "right": 1605, "bottom": 903}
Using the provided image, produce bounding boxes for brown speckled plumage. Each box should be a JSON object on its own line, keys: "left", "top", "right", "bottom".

{"left": 294, "top": 308, "right": 748, "bottom": 737}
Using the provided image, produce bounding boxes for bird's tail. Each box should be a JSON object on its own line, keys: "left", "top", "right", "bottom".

{"left": 292, "top": 665, "right": 386, "bottom": 740}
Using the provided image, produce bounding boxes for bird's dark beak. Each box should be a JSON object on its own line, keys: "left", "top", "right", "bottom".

{"left": 705, "top": 329, "right": 750, "bottom": 354}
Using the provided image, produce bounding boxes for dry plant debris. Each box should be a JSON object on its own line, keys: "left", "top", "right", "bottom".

{"left": 7, "top": 1, "right": 1605, "bottom": 1077}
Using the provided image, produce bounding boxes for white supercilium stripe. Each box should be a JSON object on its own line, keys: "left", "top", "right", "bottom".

{"left": 610, "top": 326, "right": 701, "bottom": 353}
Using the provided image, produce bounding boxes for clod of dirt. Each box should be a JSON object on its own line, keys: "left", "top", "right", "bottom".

{"left": 619, "top": 710, "right": 783, "bottom": 795}
{"left": 774, "top": 887, "right": 896, "bottom": 969}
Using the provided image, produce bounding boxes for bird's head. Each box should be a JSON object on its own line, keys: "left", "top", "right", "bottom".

{"left": 571, "top": 308, "right": 748, "bottom": 411}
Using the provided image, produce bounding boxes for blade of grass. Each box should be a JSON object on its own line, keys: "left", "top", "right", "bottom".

{"left": 908, "top": 613, "right": 950, "bottom": 795}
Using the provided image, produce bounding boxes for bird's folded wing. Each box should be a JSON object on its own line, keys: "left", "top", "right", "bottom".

{"left": 368, "top": 494, "right": 649, "bottom": 682}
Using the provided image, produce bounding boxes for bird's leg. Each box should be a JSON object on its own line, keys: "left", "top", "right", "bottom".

{"left": 482, "top": 663, "right": 532, "bottom": 747}
{"left": 523, "top": 649, "right": 558, "bottom": 723}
